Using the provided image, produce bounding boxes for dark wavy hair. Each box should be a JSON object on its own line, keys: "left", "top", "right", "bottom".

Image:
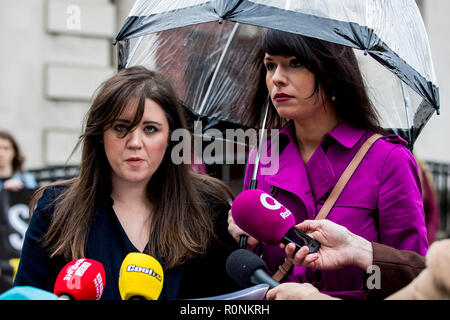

{"left": 246, "top": 29, "right": 385, "bottom": 135}
{"left": 0, "top": 131, "right": 25, "bottom": 173}
{"left": 31, "top": 66, "right": 234, "bottom": 268}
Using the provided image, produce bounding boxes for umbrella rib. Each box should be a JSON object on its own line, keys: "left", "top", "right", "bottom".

{"left": 400, "top": 81, "right": 413, "bottom": 145}
{"left": 196, "top": 22, "right": 240, "bottom": 116}
{"left": 125, "top": 37, "right": 144, "bottom": 68}
{"left": 251, "top": 97, "right": 271, "bottom": 186}
{"left": 284, "top": 0, "right": 291, "bottom": 10}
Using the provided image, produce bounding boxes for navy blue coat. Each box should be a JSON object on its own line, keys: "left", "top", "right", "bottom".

{"left": 14, "top": 186, "right": 239, "bottom": 300}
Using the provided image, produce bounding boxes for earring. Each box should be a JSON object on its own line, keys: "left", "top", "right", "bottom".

{"left": 331, "top": 95, "right": 336, "bottom": 102}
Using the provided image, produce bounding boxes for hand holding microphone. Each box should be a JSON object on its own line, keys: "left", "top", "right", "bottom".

{"left": 227, "top": 210, "right": 259, "bottom": 251}
{"left": 283, "top": 219, "right": 374, "bottom": 271}
{"left": 231, "top": 189, "right": 320, "bottom": 254}
{"left": 118, "top": 252, "right": 164, "bottom": 300}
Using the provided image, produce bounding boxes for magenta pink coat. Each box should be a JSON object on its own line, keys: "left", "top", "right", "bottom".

{"left": 243, "top": 121, "right": 428, "bottom": 299}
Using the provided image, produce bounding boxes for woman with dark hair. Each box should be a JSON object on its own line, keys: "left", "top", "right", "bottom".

{"left": 14, "top": 66, "right": 238, "bottom": 299}
{"left": 0, "top": 131, "right": 37, "bottom": 191}
{"left": 228, "top": 30, "right": 428, "bottom": 299}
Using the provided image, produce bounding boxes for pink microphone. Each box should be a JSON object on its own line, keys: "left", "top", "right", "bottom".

{"left": 231, "top": 189, "right": 320, "bottom": 253}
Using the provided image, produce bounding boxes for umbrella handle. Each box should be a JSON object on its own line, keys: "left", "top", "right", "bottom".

{"left": 239, "top": 98, "right": 268, "bottom": 250}
{"left": 239, "top": 235, "right": 248, "bottom": 249}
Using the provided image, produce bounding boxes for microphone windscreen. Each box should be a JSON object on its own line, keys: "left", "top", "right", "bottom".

{"left": 231, "top": 189, "right": 295, "bottom": 245}
{"left": 53, "top": 258, "right": 106, "bottom": 300}
{"left": 225, "top": 249, "right": 267, "bottom": 287}
{"left": 0, "top": 286, "right": 59, "bottom": 300}
{"left": 118, "top": 252, "right": 164, "bottom": 300}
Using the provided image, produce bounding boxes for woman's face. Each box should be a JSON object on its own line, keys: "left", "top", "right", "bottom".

{"left": 103, "top": 98, "right": 170, "bottom": 188}
{"left": 264, "top": 53, "right": 323, "bottom": 122}
{"left": 0, "top": 137, "right": 15, "bottom": 170}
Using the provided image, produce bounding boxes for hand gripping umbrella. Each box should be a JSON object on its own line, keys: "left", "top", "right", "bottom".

{"left": 114, "top": 3, "right": 439, "bottom": 244}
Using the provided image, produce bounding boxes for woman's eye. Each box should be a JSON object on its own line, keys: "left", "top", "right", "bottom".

{"left": 144, "top": 126, "right": 157, "bottom": 134}
{"left": 290, "top": 59, "right": 303, "bottom": 68}
{"left": 265, "top": 62, "right": 275, "bottom": 71}
{"left": 114, "top": 124, "right": 127, "bottom": 132}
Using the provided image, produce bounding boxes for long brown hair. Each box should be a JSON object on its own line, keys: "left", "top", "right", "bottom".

{"left": 247, "top": 29, "right": 386, "bottom": 135}
{"left": 0, "top": 131, "right": 25, "bottom": 173}
{"left": 31, "top": 66, "right": 233, "bottom": 269}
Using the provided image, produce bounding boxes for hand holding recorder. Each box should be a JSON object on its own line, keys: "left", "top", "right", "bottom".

{"left": 282, "top": 219, "right": 373, "bottom": 271}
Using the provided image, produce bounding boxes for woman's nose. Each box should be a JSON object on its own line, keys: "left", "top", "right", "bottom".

{"left": 271, "top": 67, "right": 287, "bottom": 87}
{"left": 126, "top": 129, "right": 143, "bottom": 149}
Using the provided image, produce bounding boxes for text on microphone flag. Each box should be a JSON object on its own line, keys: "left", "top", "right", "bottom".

{"left": 260, "top": 193, "right": 292, "bottom": 220}
{"left": 93, "top": 273, "right": 104, "bottom": 300}
{"left": 126, "top": 264, "right": 163, "bottom": 282}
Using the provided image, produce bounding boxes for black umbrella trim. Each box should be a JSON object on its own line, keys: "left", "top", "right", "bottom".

{"left": 113, "top": 3, "right": 218, "bottom": 45}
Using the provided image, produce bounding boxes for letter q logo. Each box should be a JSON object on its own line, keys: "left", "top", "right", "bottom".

{"left": 260, "top": 193, "right": 282, "bottom": 211}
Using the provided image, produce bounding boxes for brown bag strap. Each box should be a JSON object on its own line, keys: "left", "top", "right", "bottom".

{"left": 315, "top": 133, "right": 382, "bottom": 220}
{"left": 272, "top": 133, "right": 383, "bottom": 282}
{"left": 272, "top": 259, "right": 293, "bottom": 282}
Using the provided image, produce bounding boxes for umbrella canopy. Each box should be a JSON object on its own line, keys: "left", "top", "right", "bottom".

{"left": 114, "top": 0, "right": 440, "bottom": 148}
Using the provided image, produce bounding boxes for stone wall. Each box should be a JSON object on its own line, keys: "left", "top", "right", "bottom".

{"left": 0, "top": 0, "right": 116, "bottom": 168}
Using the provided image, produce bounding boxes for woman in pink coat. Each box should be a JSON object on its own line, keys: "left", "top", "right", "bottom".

{"left": 227, "top": 29, "right": 428, "bottom": 299}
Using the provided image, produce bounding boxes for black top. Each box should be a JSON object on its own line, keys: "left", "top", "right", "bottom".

{"left": 14, "top": 186, "right": 239, "bottom": 300}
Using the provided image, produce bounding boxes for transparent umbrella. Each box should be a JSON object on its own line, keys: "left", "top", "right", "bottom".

{"left": 114, "top": 0, "right": 440, "bottom": 149}
{"left": 114, "top": 0, "right": 440, "bottom": 249}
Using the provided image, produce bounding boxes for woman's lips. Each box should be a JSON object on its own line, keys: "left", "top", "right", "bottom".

{"left": 126, "top": 158, "right": 144, "bottom": 166}
{"left": 273, "top": 93, "right": 294, "bottom": 102}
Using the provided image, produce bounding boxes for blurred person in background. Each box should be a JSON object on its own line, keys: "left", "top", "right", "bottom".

{"left": 0, "top": 131, "right": 37, "bottom": 191}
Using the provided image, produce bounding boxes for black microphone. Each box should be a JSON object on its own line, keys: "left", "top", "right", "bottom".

{"left": 225, "top": 249, "right": 280, "bottom": 289}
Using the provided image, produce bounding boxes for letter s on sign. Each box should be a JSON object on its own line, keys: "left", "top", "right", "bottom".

{"left": 260, "top": 193, "right": 282, "bottom": 211}
{"left": 8, "top": 204, "right": 30, "bottom": 251}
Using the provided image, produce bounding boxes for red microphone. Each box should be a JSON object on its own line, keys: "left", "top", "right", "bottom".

{"left": 54, "top": 258, "right": 106, "bottom": 300}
